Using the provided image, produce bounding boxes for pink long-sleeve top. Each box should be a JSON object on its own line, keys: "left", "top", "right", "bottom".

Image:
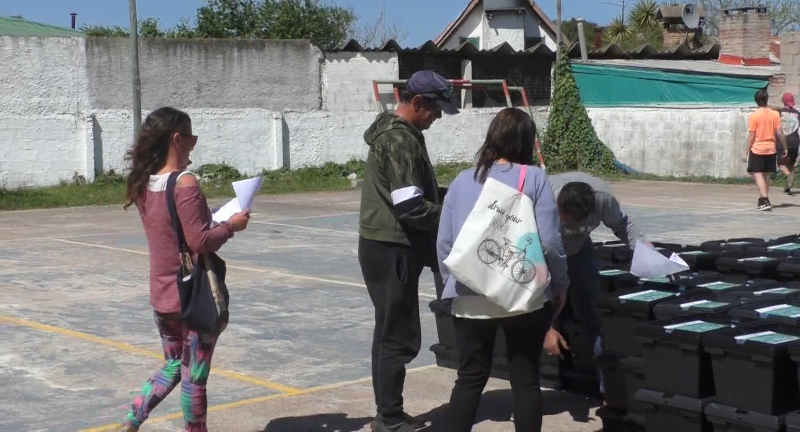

{"left": 137, "top": 172, "right": 234, "bottom": 313}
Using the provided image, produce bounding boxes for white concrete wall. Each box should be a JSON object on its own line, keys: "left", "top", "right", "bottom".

{"left": 0, "top": 36, "right": 760, "bottom": 188}
{"left": 93, "top": 109, "right": 278, "bottom": 176}
{"left": 322, "top": 52, "right": 399, "bottom": 112}
{"left": 282, "top": 108, "right": 519, "bottom": 168}
{"left": 485, "top": 13, "right": 526, "bottom": 51}
{"left": 588, "top": 107, "right": 750, "bottom": 178}
{"left": 0, "top": 37, "right": 91, "bottom": 186}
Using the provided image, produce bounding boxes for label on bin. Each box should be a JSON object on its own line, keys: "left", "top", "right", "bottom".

{"left": 735, "top": 331, "right": 800, "bottom": 345}
{"left": 618, "top": 290, "right": 676, "bottom": 302}
{"left": 599, "top": 269, "right": 629, "bottom": 276}
{"left": 737, "top": 256, "right": 774, "bottom": 262}
{"left": 754, "top": 287, "right": 800, "bottom": 295}
{"left": 663, "top": 320, "right": 728, "bottom": 333}
{"left": 698, "top": 281, "right": 740, "bottom": 291}
{"left": 681, "top": 251, "right": 709, "bottom": 256}
{"left": 755, "top": 304, "right": 800, "bottom": 318}
{"left": 680, "top": 300, "right": 729, "bottom": 310}
{"left": 768, "top": 243, "right": 800, "bottom": 251}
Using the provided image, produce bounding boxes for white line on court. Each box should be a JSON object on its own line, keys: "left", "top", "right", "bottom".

{"left": 261, "top": 211, "right": 358, "bottom": 222}
{"left": 250, "top": 220, "right": 357, "bottom": 236}
{"left": 44, "top": 238, "right": 438, "bottom": 301}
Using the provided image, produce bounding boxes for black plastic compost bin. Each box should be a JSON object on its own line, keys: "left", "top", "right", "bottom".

{"left": 652, "top": 291, "right": 783, "bottom": 321}
{"left": 599, "top": 241, "right": 634, "bottom": 265}
{"left": 715, "top": 252, "right": 784, "bottom": 279}
{"left": 728, "top": 296, "right": 800, "bottom": 324}
{"left": 704, "top": 403, "right": 787, "bottom": 432}
{"left": 599, "top": 284, "right": 707, "bottom": 357}
{"left": 597, "top": 353, "right": 647, "bottom": 414}
{"left": 704, "top": 322, "right": 800, "bottom": 415}
{"left": 678, "top": 248, "right": 724, "bottom": 272}
{"left": 779, "top": 258, "right": 800, "bottom": 281}
{"left": 599, "top": 267, "right": 639, "bottom": 293}
{"left": 635, "top": 389, "right": 714, "bottom": 432}
{"left": 636, "top": 315, "right": 734, "bottom": 398}
{"left": 595, "top": 406, "right": 645, "bottom": 432}
{"left": 701, "top": 238, "right": 767, "bottom": 252}
{"left": 788, "top": 411, "right": 800, "bottom": 432}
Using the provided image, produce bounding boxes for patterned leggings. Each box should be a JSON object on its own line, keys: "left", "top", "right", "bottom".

{"left": 126, "top": 311, "right": 220, "bottom": 431}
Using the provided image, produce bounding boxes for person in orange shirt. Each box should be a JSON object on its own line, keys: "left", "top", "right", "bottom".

{"left": 742, "top": 89, "right": 788, "bottom": 211}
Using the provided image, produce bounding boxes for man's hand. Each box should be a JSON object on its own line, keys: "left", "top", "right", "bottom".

{"left": 742, "top": 154, "right": 748, "bottom": 163}
{"left": 543, "top": 327, "right": 570, "bottom": 358}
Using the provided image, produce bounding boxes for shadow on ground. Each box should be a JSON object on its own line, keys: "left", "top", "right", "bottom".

{"left": 261, "top": 413, "right": 374, "bottom": 432}
{"left": 260, "top": 389, "right": 601, "bottom": 431}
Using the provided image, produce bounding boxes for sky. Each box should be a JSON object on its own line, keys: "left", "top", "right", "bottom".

{"left": 0, "top": 0, "right": 623, "bottom": 46}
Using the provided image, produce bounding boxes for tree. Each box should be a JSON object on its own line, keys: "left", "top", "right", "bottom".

{"left": 561, "top": 18, "right": 600, "bottom": 46}
{"left": 695, "top": 0, "right": 799, "bottom": 37}
{"left": 349, "top": 14, "right": 409, "bottom": 48}
{"left": 81, "top": 0, "right": 357, "bottom": 49}
{"left": 194, "top": 0, "right": 355, "bottom": 49}
{"left": 542, "top": 50, "right": 616, "bottom": 174}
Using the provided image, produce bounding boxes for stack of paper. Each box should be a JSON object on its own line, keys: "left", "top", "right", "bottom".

{"left": 630, "top": 240, "right": 690, "bottom": 279}
{"left": 212, "top": 177, "right": 263, "bottom": 223}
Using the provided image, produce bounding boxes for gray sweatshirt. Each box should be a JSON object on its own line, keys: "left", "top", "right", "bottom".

{"left": 549, "top": 172, "right": 644, "bottom": 256}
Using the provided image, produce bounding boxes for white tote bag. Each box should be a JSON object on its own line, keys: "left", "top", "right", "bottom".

{"left": 443, "top": 165, "right": 551, "bottom": 313}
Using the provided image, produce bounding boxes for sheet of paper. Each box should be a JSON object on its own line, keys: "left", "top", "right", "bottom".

{"left": 232, "top": 177, "right": 263, "bottom": 210}
{"left": 629, "top": 240, "right": 690, "bottom": 279}
{"left": 212, "top": 198, "right": 242, "bottom": 224}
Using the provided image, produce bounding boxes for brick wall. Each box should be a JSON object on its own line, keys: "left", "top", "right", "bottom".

{"left": 662, "top": 28, "right": 701, "bottom": 47}
{"left": 719, "top": 8, "right": 771, "bottom": 64}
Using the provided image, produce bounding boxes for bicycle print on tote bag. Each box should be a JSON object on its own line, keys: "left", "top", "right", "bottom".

{"left": 443, "top": 165, "right": 551, "bottom": 313}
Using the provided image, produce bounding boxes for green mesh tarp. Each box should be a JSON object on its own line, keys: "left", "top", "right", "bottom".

{"left": 572, "top": 63, "right": 769, "bottom": 107}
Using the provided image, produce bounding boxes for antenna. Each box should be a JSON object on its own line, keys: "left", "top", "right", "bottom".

{"left": 681, "top": 3, "right": 700, "bottom": 29}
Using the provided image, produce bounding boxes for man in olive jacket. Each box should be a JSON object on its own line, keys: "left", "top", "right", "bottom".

{"left": 358, "top": 70, "right": 459, "bottom": 432}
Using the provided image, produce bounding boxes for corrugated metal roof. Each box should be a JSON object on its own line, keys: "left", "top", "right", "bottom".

{"left": 0, "top": 16, "right": 83, "bottom": 37}
{"left": 331, "top": 38, "right": 723, "bottom": 61}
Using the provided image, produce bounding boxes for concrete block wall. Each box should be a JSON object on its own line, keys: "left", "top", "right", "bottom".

{"left": 0, "top": 37, "right": 92, "bottom": 186}
{"left": 322, "top": 52, "right": 399, "bottom": 112}
{"left": 782, "top": 32, "right": 800, "bottom": 95}
{"left": 589, "top": 107, "right": 749, "bottom": 178}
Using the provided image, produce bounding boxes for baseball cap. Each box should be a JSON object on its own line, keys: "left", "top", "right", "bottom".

{"left": 783, "top": 92, "right": 795, "bottom": 108}
{"left": 405, "top": 70, "right": 460, "bottom": 115}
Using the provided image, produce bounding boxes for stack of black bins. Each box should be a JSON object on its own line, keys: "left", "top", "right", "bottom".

{"left": 596, "top": 270, "right": 727, "bottom": 431}
{"left": 703, "top": 322, "right": 800, "bottom": 431}
{"left": 635, "top": 315, "right": 735, "bottom": 432}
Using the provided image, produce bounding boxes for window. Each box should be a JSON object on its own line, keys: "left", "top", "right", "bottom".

{"left": 458, "top": 37, "right": 480, "bottom": 49}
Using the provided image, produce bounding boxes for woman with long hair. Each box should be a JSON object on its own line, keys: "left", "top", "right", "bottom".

{"left": 436, "top": 107, "right": 570, "bottom": 431}
{"left": 121, "top": 107, "right": 250, "bottom": 432}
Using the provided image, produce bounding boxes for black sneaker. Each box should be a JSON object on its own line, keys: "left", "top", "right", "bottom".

{"left": 786, "top": 188, "right": 794, "bottom": 196}
{"left": 758, "top": 198, "right": 773, "bottom": 211}
{"left": 371, "top": 413, "right": 429, "bottom": 431}
{"left": 370, "top": 419, "right": 418, "bottom": 432}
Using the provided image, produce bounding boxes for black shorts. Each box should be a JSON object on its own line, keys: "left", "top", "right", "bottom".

{"left": 780, "top": 147, "right": 799, "bottom": 167}
{"left": 747, "top": 152, "right": 777, "bottom": 173}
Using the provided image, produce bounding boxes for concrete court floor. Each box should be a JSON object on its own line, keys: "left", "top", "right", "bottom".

{"left": 1, "top": 179, "right": 799, "bottom": 432}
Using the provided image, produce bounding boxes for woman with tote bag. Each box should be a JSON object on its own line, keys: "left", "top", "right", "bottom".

{"left": 120, "top": 107, "right": 250, "bottom": 432}
{"left": 436, "top": 108, "right": 570, "bottom": 432}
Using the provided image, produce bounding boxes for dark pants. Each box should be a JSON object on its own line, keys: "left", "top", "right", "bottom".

{"left": 358, "top": 236, "right": 423, "bottom": 425}
{"left": 567, "top": 239, "right": 605, "bottom": 393}
{"left": 447, "top": 302, "right": 554, "bottom": 432}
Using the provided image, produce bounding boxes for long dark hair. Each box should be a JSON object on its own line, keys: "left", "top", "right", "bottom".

{"left": 474, "top": 108, "right": 537, "bottom": 183}
{"left": 124, "top": 107, "right": 191, "bottom": 209}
